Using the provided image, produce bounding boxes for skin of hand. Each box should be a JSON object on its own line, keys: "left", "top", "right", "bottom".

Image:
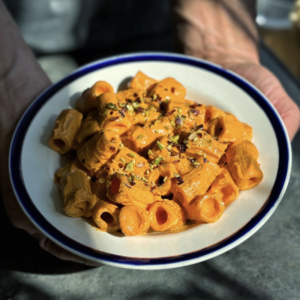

{"left": 0, "top": 0, "right": 100, "bottom": 266}
{"left": 171, "top": 0, "right": 300, "bottom": 140}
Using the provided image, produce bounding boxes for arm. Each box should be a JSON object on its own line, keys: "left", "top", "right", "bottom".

{"left": 0, "top": 1, "right": 98, "bottom": 265}
{"left": 170, "top": 0, "right": 300, "bottom": 140}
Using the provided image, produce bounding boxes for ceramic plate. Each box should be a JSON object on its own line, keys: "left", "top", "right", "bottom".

{"left": 9, "top": 53, "right": 291, "bottom": 269}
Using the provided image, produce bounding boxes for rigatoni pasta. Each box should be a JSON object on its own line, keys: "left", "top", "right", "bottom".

{"left": 49, "top": 71, "right": 263, "bottom": 236}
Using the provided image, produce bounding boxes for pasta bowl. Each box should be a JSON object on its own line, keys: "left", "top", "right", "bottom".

{"left": 9, "top": 53, "right": 291, "bottom": 269}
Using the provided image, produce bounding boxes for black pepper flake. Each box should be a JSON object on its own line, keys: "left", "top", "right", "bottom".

{"left": 166, "top": 110, "right": 176, "bottom": 116}
{"left": 136, "top": 97, "right": 141, "bottom": 103}
{"left": 160, "top": 102, "right": 164, "bottom": 110}
{"left": 174, "top": 143, "right": 187, "bottom": 153}
{"left": 177, "top": 177, "right": 184, "bottom": 185}
{"left": 190, "top": 102, "right": 198, "bottom": 109}
{"left": 130, "top": 181, "right": 136, "bottom": 186}
{"left": 91, "top": 176, "right": 97, "bottom": 182}
{"left": 109, "top": 116, "right": 119, "bottom": 121}
{"left": 167, "top": 140, "right": 172, "bottom": 144}
{"left": 175, "top": 116, "right": 182, "bottom": 125}
{"left": 82, "top": 159, "right": 85, "bottom": 164}
{"left": 110, "top": 146, "right": 116, "bottom": 152}
{"left": 204, "top": 158, "right": 207, "bottom": 163}
{"left": 171, "top": 87, "right": 175, "bottom": 93}
{"left": 190, "top": 109, "right": 200, "bottom": 116}
{"left": 164, "top": 89, "right": 168, "bottom": 91}
{"left": 119, "top": 110, "right": 125, "bottom": 118}
{"left": 110, "top": 111, "right": 113, "bottom": 115}
{"left": 136, "top": 107, "right": 144, "bottom": 113}
{"left": 133, "top": 93, "right": 138, "bottom": 97}
{"left": 224, "top": 162, "right": 227, "bottom": 166}
{"left": 195, "top": 124, "right": 204, "bottom": 130}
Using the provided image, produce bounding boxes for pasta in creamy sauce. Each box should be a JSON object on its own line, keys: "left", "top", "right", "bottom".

{"left": 48, "top": 71, "right": 263, "bottom": 236}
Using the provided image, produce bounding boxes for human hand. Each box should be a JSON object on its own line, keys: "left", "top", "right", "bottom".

{"left": 199, "top": 47, "right": 300, "bottom": 141}
{"left": 0, "top": 0, "right": 100, "bottom": 267}
{"left": 171, "top": 0, "right": 300, "bottom": 140}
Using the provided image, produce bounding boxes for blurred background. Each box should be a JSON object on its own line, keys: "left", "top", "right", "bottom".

{"left": 1, "top": 1, "right": 300, "bottom": 299}
{"left": 3, "top": 0, "right": 300, "bottom": 82}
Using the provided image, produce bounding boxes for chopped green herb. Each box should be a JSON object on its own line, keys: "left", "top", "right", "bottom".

{"left": 142, "top": 177, "right": 148, "bottom": 183}
{"left": 156, "top": 141, "right": 165, "bottom": 150}
{"left": 98, "top": 178, "right": 105, "bottom": 184}
{"left": 128, "top": 153, "right": 137, "bottom": 158}
{"left": 170, "top": 120, "right": 175, "bottom": 127}
{"left": 193, "top": 161, "right": 200, "bottom": 166}
{"left": 174, "top": 173, "right": 180, "bottom": 178}
{"left": 145, "top": 111, "right": 150, "bottom": 117}
{"left": 153, "top": 156, "right": 162, "bottom": 165}
{"left": 137, "top": 134, "right": 143, "bottom": 140}
{"left": 164, "top": 126, "right": 170, "bottom": 130}
{"left": 166, "top": 143, "right": 173, "bottom": 151}
{"left": 170, "top": 135, "right": 179, "bottom": 143}
{"left": 125, "top": 161, "right": 134, "bottom": 172}
{"left": 126, "top": 104, "right": 134, "bottom": 111}
{"left": 154, "top": 130, "right": 159, "bottom": 134}
{"left": 165, "top": 99, "right": 169, "bottom": 104}
{"left": 132, "top": 102, "right": 140, "bottom": 109}
{"left": 146, "top": 169, "right": 150, "bottom": 175}
{"left": 178, "top": 108, "right": 182, "bottom": 114}
{"left": 106, "top": 103, "right": 119, "bottom": 111}
{"left": 152, "top": 94, "right": 157, "bottom": 101}
{"left": 148, "top": 149, "right": 154, "bottom": 156}
{"left": 120, "top": 158, "right": 126, "bottom": 164}
{"left": 102, "top": 109, "right": 108, "bottom": 116}
{"left": 163, "top": 176, "right": 168, "bottom": 182}
{"left": 119, "top": 143, "right": 124, "bottom": 150}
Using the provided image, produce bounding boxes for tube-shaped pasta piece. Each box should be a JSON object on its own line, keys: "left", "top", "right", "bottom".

{"left": 208, "top": 167, "right": 239, "bottom": 205}
{"left": 55, "top": 158, "right": 93, "bottom": 183}
{"left": 116, "top": 88, "right": 145, "bottom": 103}
{"left": 204, "top": 106, "right": 225, "bottom": 130}
{"left": 183, "top": 193, "right": 225, "bottom": 223}
{"left": 119, "top": 205, "right": 150, "bottom": 236}
{"left": 150, "top": 77, "right": 186, "bottom": 101}
{"left": 129, "top": 71, "right": 158, "bottom": 91}
{"left": 77, "top": 130, "right": 120, "bottom": 172}
{"left": 184, "top": 127, "right": 228, "bottom": 163}
{"left": 73, "top": 111, "right": 101, "bottom": 149}
{"left": 149, "top": 163, "right": 178, "bottom": 196}
{"left": 208, "top": 115, "right": 252, "bottom": 142}
{"left": 76, "top": 81, "right": 114, "bottom": 114}
{"left": 48, "top": 109, "right": 83, "bottom": 154}
{"left": 226, "top": 140, "right": 263, "bottom": 190}
{"left": 149, "top": 136, "right": 175, "bottom": 163}
{"left": 106, "top": 173, "right": 154, "bottom": 208}
{"left": 60, "top": 170, "right": 97, "bottom": 218}
{"left": 171, "top": 162, "right": 221, "bottom": 205}
{"left": 92, "top": 200, "right": 120, "bottom": 232}
{"left": 149, "top": 200, "right": 186, "bottom": 232}
{"left": 166, "top": 99, "right": 205, "bottom": 130}
{"left": 108, "top": 147, "right": 149, "bottom": 177}
{"left": 96, "top": 92, "right": 131, "bottom": 135}
{"left": 89, "top": 167, "right": 110, "bottom": 200}
{"left": 129, "top": 117, "right": 172, "bottom": 154}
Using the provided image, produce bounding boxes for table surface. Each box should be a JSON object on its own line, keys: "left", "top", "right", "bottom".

{"left": 1, "top": 44, "right": 300, "bottom": 300}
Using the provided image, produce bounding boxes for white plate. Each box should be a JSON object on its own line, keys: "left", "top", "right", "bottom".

{"left": 9, "top": 53, "right": 291, "bottom": 269}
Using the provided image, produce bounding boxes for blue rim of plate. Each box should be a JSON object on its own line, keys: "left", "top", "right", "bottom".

{"left": 9, "top": 53, "right": 290, "bottom": 267}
